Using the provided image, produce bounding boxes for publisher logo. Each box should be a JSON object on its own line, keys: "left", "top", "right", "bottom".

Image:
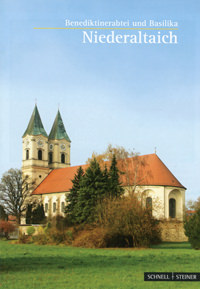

{"left": 144, "top": 273, "right": 200, "bottom": 281}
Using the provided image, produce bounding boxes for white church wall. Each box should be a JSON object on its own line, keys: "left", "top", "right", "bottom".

{"left": 123, "top": 185, "right": 185, "bottom": 220}
{"left": 123, "top": 185, "right": 165, "bottom": 219}
{"left": 39, "top": 185, "right": 185, "bottom": 221}
{"left": 41, "top": 193, "right": 66, "bottom": 217}
{"left": 165, "top": 187, "right": 185, "bottom": 220}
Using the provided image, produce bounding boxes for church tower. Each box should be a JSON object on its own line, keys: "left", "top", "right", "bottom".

{"left": 22, "top": 105, "right": 50, "bottom": 185}
{"left": 48, "top": 110, "right": 71, "bottom": 169}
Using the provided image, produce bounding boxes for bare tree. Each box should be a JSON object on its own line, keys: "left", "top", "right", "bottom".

{"left": 0, "top": 169, "right": 35, "bottom": 224}
{"left": 87, "top": 144, "right": 137, "bottom": 164}
{"left": 86, "top": 144, "right": 150, "bottom": 195}
{"left": 186, "top": 199, "right": 195, "bottom": 211}
{"left": 186, "top": 197, "right": 200, "bottom": 211}
{"left": 194, "top": 197, "right": 200, "bottom": 210}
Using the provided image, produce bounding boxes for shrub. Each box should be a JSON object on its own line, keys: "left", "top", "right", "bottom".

{"left": 47, "top": 228, "right": 67, "bottom": 244}
{"left": 26, "top": 226, "right": 35, "bottom": 236}
{"left": 44, "top": 221, "right": 51, "bottom": 233}
{"left": 73, "top": 226, "right": 107, "bottom": 248}
{"left": 96, "top": 195, "right": 161, "bottom": 247}
{"left": 32, "top": 233, "right": 49, "bottom": 245}
{"left": 37, "top": 226, "right": 45, "bottom": 234}
{"left": 51, "top": 215, "right": 67, "bottom": 231}
{"left": 18, "top": 232, "right": 30, "bottom": 244}
{"left": 184, "top": 209, "right": 200, "bottom": 249}
{"left": 31, "top": 227, "right": 74, "bottom": 245}
{"left": 0, "top": 220, "right": 15, "bottom": 239}
{"left": 66, "top": 230, "right": 73, "bottom": 241}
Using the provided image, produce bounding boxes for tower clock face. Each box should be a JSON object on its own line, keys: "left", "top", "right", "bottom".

{"left": 60, "top": 144, "right": 66, "bottom": 151}
{"left": 49, "top": 144, "right": 54, "bottom": 150}
{"left": 25, "top": 139, "right": 30, "bottom": 148}
{"left": 37, "top": 139, "right": 44, "bottom": 147}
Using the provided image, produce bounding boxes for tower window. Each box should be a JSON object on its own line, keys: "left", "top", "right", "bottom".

{"left": 169, "top": 198, "right": 176, "bottom": 218}
{"left": 53, "top": 202, "right": 56, "bottom": 213}
{"left": 49, "top": 152, "right": 53, "bottom": 164}
{"left": 38, "top": 149, "right": 42, "bottom": 160}
{"left": 61, "top": 153, "right": 65, "bottom": 164}
{"left": 26, "top": 150, "right": 29, "bottom": 160}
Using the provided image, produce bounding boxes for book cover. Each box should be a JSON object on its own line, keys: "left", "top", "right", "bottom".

{"left": 1, "top": 0, "right": 200, "bottom": 288}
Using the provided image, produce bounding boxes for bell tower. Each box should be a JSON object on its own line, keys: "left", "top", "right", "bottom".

{"left": 48, "top": 110, "right": 71, "bottom": 169}
{"left": 22, "top": 105, "right": 50, "bottom": 186}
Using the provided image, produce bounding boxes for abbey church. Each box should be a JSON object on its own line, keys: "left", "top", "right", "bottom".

{"left": 22, "top": 105, "right": 186, "bottom": 231}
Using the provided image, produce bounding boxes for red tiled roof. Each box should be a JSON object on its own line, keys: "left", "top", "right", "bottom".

{"left": 33, "top": 154, "right": 185, "bottom": 195}
{"left": 186, "top": 210, "right": 196, "bottom": 215}
{"left": 8, "top": 215, "right": 17, "bottom": 223}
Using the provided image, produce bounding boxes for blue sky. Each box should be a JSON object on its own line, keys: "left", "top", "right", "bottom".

{"left": 1, "top": 0, "right": 200, "bottom": 200}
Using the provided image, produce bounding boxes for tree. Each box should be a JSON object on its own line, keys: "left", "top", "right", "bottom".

{"left": 75, "top": 159, "right": 107, "bottom": 223}
{"left": 66, "top": 157, "right": 124, "bottom": 224}
{"left": 185, "top": 197, "right": 200, "bottom": 212}
{"left": 184, "top": 209, "right": 200, "bottom": 249}
{"left": 66, "top": 166, "right": 84, "bottom": 223}
{"left": 67, "top": 159, "right": 112, "bottom": 224}
{"left": 102, "top": 165, "right": 110, "bottom": 195}
{"left": 86, "top": 144, "right": 136, "bottom": 165}
{"left": 194, "top": 197, "right": 200, "bottom": 210}
{"left": 31, "top": 204, "right": 45, "bottom": 224}
{"left": 0, "top": 220, "right": 15, "bottom": 239}
{"left": 0, "top": 205, "right": 7, "bottom": 220}
{"left": 87, "top": 144, "right": 147, "bottom": 195}
{"left": 0, "top": 169, "right": 34, "bottom": 224}
{"left": 26, "top": 203, "right": 45, "bottom": 224}
{"left": 26, "top": 204, "right": 32, "bottom": 224}
{"left": 108, "top": 154, "right": 124, "bottom": 198}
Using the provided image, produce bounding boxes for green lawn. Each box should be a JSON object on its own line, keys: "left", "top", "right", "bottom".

{"left": 0, "top": 241, "right": 200, "bottom": 289}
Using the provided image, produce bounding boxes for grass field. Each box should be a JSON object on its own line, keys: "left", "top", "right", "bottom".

{"left": 0, "top": 241, "right": 200, "bottom": 289}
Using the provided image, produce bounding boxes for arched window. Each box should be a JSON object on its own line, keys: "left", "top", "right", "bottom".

{"left": 146, "top": 197, "right": 152, "bottom": 215}
{"left": 49, "top": 152, "right": 53, "bottom": 164}
{"left": 169, "top": 198, "right": 176, "bottom": 218}
{"left": 61, "top": 153, "right": 65, "bottom": 164}
{"left": 38, "top": 149, "right": 42, "bottom": 160}
{"left": 45, "top": 203, "right": 48, "bottom": 213}
{"left": 53, "top": 202, "right": 56, "bottom": 213}
{"left": 26, "top": 150, "right": 29, "bottom": 160}
{"left": 61, "top": 202, "right": 65, "bottom": 213}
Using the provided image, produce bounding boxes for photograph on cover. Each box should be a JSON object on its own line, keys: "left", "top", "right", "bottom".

{"left": 1, "top": 0, "right": 200, "bottom": 288}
